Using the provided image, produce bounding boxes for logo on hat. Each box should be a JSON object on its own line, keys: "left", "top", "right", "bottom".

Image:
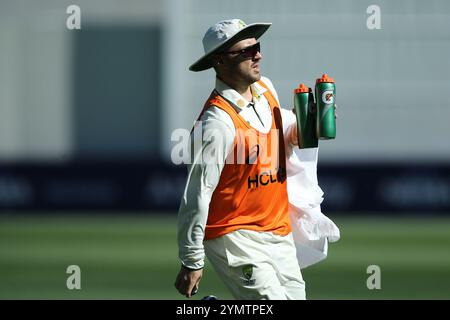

{"left": 237, "top": 20, "right": 247, "bottom": 29}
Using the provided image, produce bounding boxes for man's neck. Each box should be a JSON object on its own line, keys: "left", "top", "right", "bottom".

{"left": 218, "top": 76, "right": 253, "bottom": 102}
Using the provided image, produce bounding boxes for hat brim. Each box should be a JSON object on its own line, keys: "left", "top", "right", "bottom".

{"left": 189, "top": 23, "right": 272, "bottom": 72}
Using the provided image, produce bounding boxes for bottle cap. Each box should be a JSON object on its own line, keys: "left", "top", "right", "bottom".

{"left": 294, "top": 83, "right": 309, "bottom": 94}
{"left": 316, "top": 73, "right": 335, "bottom": 84}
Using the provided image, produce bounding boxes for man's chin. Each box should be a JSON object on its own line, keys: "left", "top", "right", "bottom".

{"left": 245, "top": 71, "right": 261, "bottom": 84}
{"left": 252, "top": 72, "right": 261, "bottom": 82}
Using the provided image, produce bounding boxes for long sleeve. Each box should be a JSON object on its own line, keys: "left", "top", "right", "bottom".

{"left": 177, "top": 107, "right": 235, "bottom": 269}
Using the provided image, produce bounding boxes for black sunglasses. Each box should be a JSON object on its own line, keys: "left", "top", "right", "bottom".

{"left": 224, "top": 42, "right": 261, "bottom": 59}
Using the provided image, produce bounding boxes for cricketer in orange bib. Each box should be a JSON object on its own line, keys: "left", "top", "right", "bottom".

{"left": 175, "top": 18, "right": 340, "bottom": 300}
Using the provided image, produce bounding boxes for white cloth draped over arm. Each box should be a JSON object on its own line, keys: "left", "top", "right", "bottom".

{"left": 280, "top": 108, "right": 340, "bottom": 269}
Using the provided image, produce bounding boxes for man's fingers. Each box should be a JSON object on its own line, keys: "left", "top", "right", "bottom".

{"left": 185, "top": 282, "right": 197, "bottom": 298}
{"left": 175, "top": 271, "right": 186, "bottom": 294}
{"left": 178, "top": 280, "right": 190, "bottom": 296}
{"left": 192, "top": 276, "right": 202, "bottom": 295}
{"left": 190, "top": 276, "right": 202, "bottom": 297}
{"left": 175, "top": 270, "right": 190, "bottom": 296}
{"left": 178, "top": 275, "right": 197, "bottom": 298}
{"left": 174, "top": 266, "right": 203, "bottom": 298}
{"left": 175, "top": 279, "right": 184, "bottom": 295}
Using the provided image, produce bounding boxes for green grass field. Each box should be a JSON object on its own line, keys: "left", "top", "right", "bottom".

{"left": 1, "top": 214, "right": 450, "bottom": 299}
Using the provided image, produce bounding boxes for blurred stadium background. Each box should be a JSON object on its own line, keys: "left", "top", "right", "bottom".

{"left": 0, "top": 0, "right": 449, "bottom": 299}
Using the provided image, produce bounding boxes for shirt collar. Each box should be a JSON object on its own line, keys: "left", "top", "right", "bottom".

{"left": 215, "top": 77, "right": 267, "bottom": 110}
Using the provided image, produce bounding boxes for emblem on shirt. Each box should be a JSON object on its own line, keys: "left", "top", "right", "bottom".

{"left": 236, "top": 99, "right": 246, "bottom": 108}
{"left": 240, "top": 265, "right": 256, "bottom": 285}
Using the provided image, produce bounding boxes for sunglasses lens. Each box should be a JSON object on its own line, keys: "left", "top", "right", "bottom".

{"left": 242, "top": 43, "right": 260, "bottom": 58}
{"left": 255, "top": 42, "right": 261, "bottom": 54}
{"left": 225, "top": 43, "right": 261, "bottom": 58}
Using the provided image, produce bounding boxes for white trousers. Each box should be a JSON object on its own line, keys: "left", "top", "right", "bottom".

{"left": 204, "top": 229, "right": 306, "bottom": 300}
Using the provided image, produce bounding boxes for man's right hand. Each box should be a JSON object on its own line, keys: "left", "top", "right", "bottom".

{"left": 174, "top": 265, "right": 203, "bottom": 298}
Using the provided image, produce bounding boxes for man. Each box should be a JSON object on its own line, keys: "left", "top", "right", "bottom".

{"left": 174, "top": 19, "right": 339, "bottom": 300}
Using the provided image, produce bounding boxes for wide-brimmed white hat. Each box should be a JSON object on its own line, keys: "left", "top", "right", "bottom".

{"left": 189, "top": 19, "right": 271, "bottom": 72}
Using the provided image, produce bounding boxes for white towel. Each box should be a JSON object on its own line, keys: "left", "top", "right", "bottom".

{"left": 286, "top": 146, "right": 340, "bottom": 269}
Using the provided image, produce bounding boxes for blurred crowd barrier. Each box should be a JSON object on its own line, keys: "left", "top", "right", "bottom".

{"left": 1, "top": 162, "right": 449, "bottom": 213}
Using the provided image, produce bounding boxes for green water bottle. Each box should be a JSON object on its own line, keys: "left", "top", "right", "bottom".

{"left": 315, "top": 74, "right": 336, "bottom": 139}
{"left": 293, "top": 83, "right": 318, "bottom": 149}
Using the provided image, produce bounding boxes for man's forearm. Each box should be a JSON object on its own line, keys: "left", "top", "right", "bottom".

{"left": 177, "top": 184, "right": 213, "bottom": 269}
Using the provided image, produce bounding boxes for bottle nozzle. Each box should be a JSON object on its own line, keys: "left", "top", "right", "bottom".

{"left": 294, "top": 83, "right": 309, "bottom": 94}
{"left": 316, "top": 73, "right": 335, "bottom": 84}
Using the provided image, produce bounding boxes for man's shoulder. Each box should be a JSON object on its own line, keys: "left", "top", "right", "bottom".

{"left": 199, "top": 106, "right": 235, "bottom": 132}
